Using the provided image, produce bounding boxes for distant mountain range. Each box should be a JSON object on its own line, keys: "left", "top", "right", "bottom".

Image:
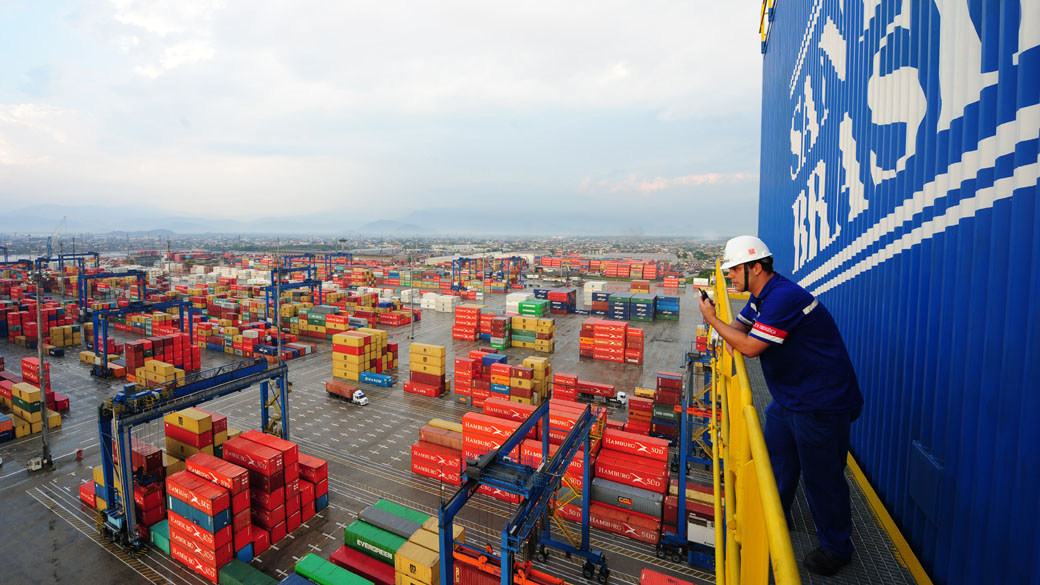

{"left": 0, "top": 203, "right": 745, "bottom": 238}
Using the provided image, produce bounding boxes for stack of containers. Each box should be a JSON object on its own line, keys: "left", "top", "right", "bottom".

{"left": 0, "top": 412, "right": 12, "bottom": 443}
{"left": 185, "top": 453, "right": 253, "bottom": 561}
{"left": 299, "top": 452, "right": 330, "bottom": 515}
{"left": 630, "top": 294, "right": 657, "bottom": 322}
{"left": 505, "top": 292, "right": 533, "bottom": 314}
{"left": 579, "top": 318, "right": 627, "bottom": 362}
{"left": 588, "top": 429, "right": 671, "bottom": 545}
{"left": 546, "top": 288, "right": 577, "bottom": 314}
{"left": 295, "top": 553, "right": 377, "bottom": 585}
{"left": 331, "top": 329, "right": 397, "bottom": 382}
{"left": 509, "top": 316, "right": 554, "bottom": 353}
{"left": 608, "top": 292, "right": 633, "bottom": 320}
{"left": 452, "top": 356, "right": 480, "bottom": 406}
{"left": 410, "top": 418, "right": 464, "bottom": 486}
{"left": 241, "top": 430, "right": 304, "bottom": 537}
{"left": 452, "top": 304, "right": 482, "bottom": 341}
{"left": 551, "top": 373, "right": 578, "bottom": 401}
{"left": 652, "top": 372, "right": 682, "bottom": 439}
{"left": 655, "top": 295, "right": 680, "bottom": 320}
{"left": 221, "top": 435, "right": 287, "bottom": 547}
{"left": 469, "top": 350, "right": 508, "bottom": 408}
{"left": 521, "top": 356, "right": 551, "bottom": 404}
{"left": 12, "top": 382, "right": 59, "bottom": 434}
{"left": 166, "top": 470, "right": 234, "bottom": 582}
{"left": 625, "top": 327, "right": 645, "bottom": 365}
{"left": 461, "top": 411, "right": 524, "bottom": 503}
{"left": 625, "top": 394, "right": 654, "bottom": 434}
{"left": 630, "top": 280, "right": 651, "bottom": 294}
{"left": 138, "top": 360, "right": 187, "bottom": 389}
{"left": 517, "top": 298, "right": 549, "bottom": 317}
{"left": 661, "top": 276, "right": 684, "bottom": 288}
{"left": 583, "top": 281, "right": 607, "bottom": 308}
{"left": 482, "top": 316, "right": 511, "bottom": 350}
{"left": 193, "top": 407, "right": 230, "bottom": 455}
{"left": 589, "top": 291, "right": 611, "bottom": 316}
{"left": 165, "top": 408, "right": 215, "bottom": 461}
{"left": 405, "top": 343, "right": 447, "bottom": 397}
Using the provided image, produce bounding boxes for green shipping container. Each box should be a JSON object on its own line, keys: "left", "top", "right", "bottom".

{"left": 295, "top": 553, "right": 373, "bottom": 585}
{"left": 344, "top": 520, "right": 406, "bottom": 565}
{"left": 373, "top": 499, "right": 430, "bottom": 526}
{"left": 652, "top": 403, "right": 679, "bottom": 423}
{"left": 218, "top": 559, "right": 279, "bottom": 585}
{"left": 13, "top": 396, "right": 42, "bottom": 413}
{"left": 150, "top": 520, "right": 170, "bottom": 554}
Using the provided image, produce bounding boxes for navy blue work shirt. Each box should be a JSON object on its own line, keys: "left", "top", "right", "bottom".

{"left": 737, "top": 273, "right": 863, "bottom": 413}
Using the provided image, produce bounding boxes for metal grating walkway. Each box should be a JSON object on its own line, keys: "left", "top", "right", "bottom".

{"left": 744, "top": 358, "right": 920, "bottom": 585}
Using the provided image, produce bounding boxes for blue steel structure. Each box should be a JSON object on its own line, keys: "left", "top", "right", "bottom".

{"left": 438, "top": 401, "right": 609, "bottom": 585}
{"left": 78, "top": 270, "right": 147, "bottom": 322}
{"left": 492, "top": 256, "right": 525, "bottom": 287}
{"left": 0, "top": 245, "right": 7, "bottom": 262}
{"left": 656, "top": 350, "right": 715, "bottom": 569}
{"left": 90, "top": 300, "right": 194, "bottom": 378}
{"left": 451, "top": 257, "right": 482, "bottom": 291}
{"left": 282, "top": 253, "right": 315, "bottom": 269}
{"left": 323, "top": 252, "right": 353, "bottom": 276}
{"left": 263, "top": 266, "right": 323, "bottom": 321}
{"left": 96, "top": 358, "right": 289, "bottom": 553}
{"left": 759, "top": 3, "right": 1038, "bottom": 584}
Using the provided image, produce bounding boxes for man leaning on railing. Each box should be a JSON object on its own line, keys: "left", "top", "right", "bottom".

{"left": 698, "top": 236, "right": 863, "bottom": 577}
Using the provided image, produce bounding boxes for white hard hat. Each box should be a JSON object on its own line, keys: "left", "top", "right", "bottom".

{"left": 721, "top": 236, "right": 772, "bottom": 270}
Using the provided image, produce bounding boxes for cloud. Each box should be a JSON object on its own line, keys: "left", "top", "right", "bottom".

{"left": 580, "top": 172, "right": 758, "bottom": 195}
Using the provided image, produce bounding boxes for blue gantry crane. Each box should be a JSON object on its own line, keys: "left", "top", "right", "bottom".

{"left": 323, "top": 252, "right": 354, "bottom": 278}
{"left": 263, "top": 266, "right": 323, "bottom": 322}
{"left": 655, "top": 350, "right": 716, "bottom": 569}
{"left": 438, "top": 401, "right": 611, "bottom": 585}
{"left": 451, "top": 257, "right": 484, "bottom": 291}
{"left": 78, "top": 270, "right": 147, "bottom": 322}
{"left": 89, "top": 300, "right": 195, "bottom": 378}
{"left": 96, "top": 357, "right": 290, "bottom": 553}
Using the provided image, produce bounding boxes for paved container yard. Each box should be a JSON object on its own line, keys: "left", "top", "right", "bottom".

{"left": 0, "top": 283, "right": 712, "bottom": 585}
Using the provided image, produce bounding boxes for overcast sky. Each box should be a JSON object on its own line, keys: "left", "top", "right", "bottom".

{"left": 0, "top": 1, "right": 763, "bottom": 235}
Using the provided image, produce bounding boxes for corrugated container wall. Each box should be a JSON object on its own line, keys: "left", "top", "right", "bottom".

{"left": 758, "top": 2, "right": 1039, "bottom": 585}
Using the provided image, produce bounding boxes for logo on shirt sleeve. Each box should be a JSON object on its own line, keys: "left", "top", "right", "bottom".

{"left": 751, "top": 322, "right": 788, "bottom": 344}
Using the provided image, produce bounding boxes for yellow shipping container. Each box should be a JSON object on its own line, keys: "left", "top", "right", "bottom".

{"left": 165, "top": 437, "right": 214, "bottom": 459}
{"left": 634, "top": 387, "right": 656, "bottom": 399}
{"left": 510, "top": 378, "right": 533, "bottom": 390}
{"left": 396, "top": 574, "right": 426, "bottom": 585}
{"left": 163, "top": 408, "right": 213, "bottom": 434}
{"left": 408, "top": 528, "right": 440, "bottom": 552}
{"left": 332, "top": 333, "right": 363, "bottom": 346}
{"left": 409, "top": 342, "right": 445, "bottom": 357}
{"left": 421, "top": 519, "right": 465, "bottom": 544}
{"left": 394, "top": 541, "right": 439, "bottom": 585}
{"left": 427, "top": 419, "right": 463, "bottom": 434}
{"left": 13, "top": 382, "right": 42, "bottom": 402}
{"left": 409, "top": 353, "right": 445, "bottom": 366}
{"left": 411, "top": 363, "right": 445, "bottom": 376}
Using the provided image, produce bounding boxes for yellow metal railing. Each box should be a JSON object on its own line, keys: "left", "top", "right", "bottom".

{"left": 710, "top": 262, "right": 800, "bottom": 585}
{"left": 759, "top": 0, "right": 776, "bottom": 53}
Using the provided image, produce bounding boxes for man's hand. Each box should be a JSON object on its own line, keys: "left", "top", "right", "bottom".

{"left": 698, "top": 294, "right": 715, "bottom": 320}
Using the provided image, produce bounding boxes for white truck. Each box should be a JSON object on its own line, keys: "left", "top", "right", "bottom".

{"left": 325, "top": 380, "right": 370, "bottom": 405}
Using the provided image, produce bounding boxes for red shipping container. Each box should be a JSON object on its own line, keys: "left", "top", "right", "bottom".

{"left": 170, "top": 541, "right": 219, "bottom": 583}
{"left": 269, "top": 521, "right": 286, "bottom": 544}
{"left": 285, "top": 477, "right": 299, "bottom": 500}
{"left": 462, "top": 412, "right": 524, "bottom": 442}
{"left": 250, "top": 486, "right": 284, "bottom": 511}
{"left": 286, "top": 493, "right": 300, "bottom": 517}
{"left": 79, "top": 481, "right": 96, "bottom": 507}
{"left": 137, "top": 502, "right": 167, "bottom": 527}
{"left": 186, "top": 452, "right": 249, "bottom": 494}
{"left": 252, "top": 504, "right": 286, "bottom": 530}
{"left": 133, "top": 482, "right": 164, "bottom": 510}
{"left": 601, "top": 429, "right": 669, "bottom": 461}
{"left": 297, "top": 453, "right": 328, "bottom": 483}
{"left": 639, "top": 568, "right": 697, "bottom": 585}
{"left": 299, "top": 479, "right": 315, "bottom": 505}
{"left": 477, "top": 484, "right": 522, "bottom": 504}
{"left": 409, "top": 370, "right": 446, "bottom": 388}
{"left": 167, "top": 511, "right": 233, "bottom": 550}
{"left": 232, "top": 508, "right": 251, "bottom": 534}
{"left": 222, "top": 436, "right": 284, "bottom": 476}
{"left": 588, "top": 502, "right": 661, "bottom": 545}
{"left": 247, "top": 469, "right": 284, "bottom": 492}
{"left": 286, "top": 510, "right": 301, "bottom": 533}
{"left": 595, "top": 457, "right": 668, "bottom": 493}
{"left": 241, "top": 430, "right": 298, "bottom": 467}
{"left": 404, "top": 380, "right": 443, "bottom": 397}
{"left": 483, "top": 397, "right": 537, "bottom": 422}
{"left": 233, "top": 525, "right": 252, "bottom": 553}
{"left": 301, "top": 499, "right": 316, "bottom": 522}
{"left": 314, "top": 477, "right": 329, "bottom": 498}
{"left": 169, "top": 524, "right": 234, "bottom": 567}
{"left": 251, "top": 525, "right": 270, "bottom": 556}
{"left": 166, "top": 471, "right": 231, "bottom": 516}
{"left": 412, "top": 441, "right": 463, "bottom": 472}
{"left": 331, "top": 545, "right": 395, "bottom": 585}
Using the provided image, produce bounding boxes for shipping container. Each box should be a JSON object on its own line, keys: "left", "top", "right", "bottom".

{"left": 759, "top": 3, "right": 1039, "bottom": 584}
{"left": 331, "top": 545, "right": 396, "bottom": 585}
{"left": 295, "top": 552, "right": 375, "bottom": 585}
{"left": 344, "top": 520, "right": 407, "bottom": 565}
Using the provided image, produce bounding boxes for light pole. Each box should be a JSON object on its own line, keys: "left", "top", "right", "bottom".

{"left": 35, "top": 264, "right": 53, "bottom": 468}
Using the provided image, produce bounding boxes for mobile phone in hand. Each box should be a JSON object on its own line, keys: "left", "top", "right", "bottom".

{"left": 700, "top": 289, "right": 709, "bottom": 301}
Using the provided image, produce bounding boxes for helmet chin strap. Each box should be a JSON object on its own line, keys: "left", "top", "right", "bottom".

{"left": 743, "top": 263, "right": 749, "bottom": 293}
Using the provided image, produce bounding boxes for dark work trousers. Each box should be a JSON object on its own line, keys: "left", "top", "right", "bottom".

{"left": 764, "top": 401, "right": 856, "bottom": 559}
